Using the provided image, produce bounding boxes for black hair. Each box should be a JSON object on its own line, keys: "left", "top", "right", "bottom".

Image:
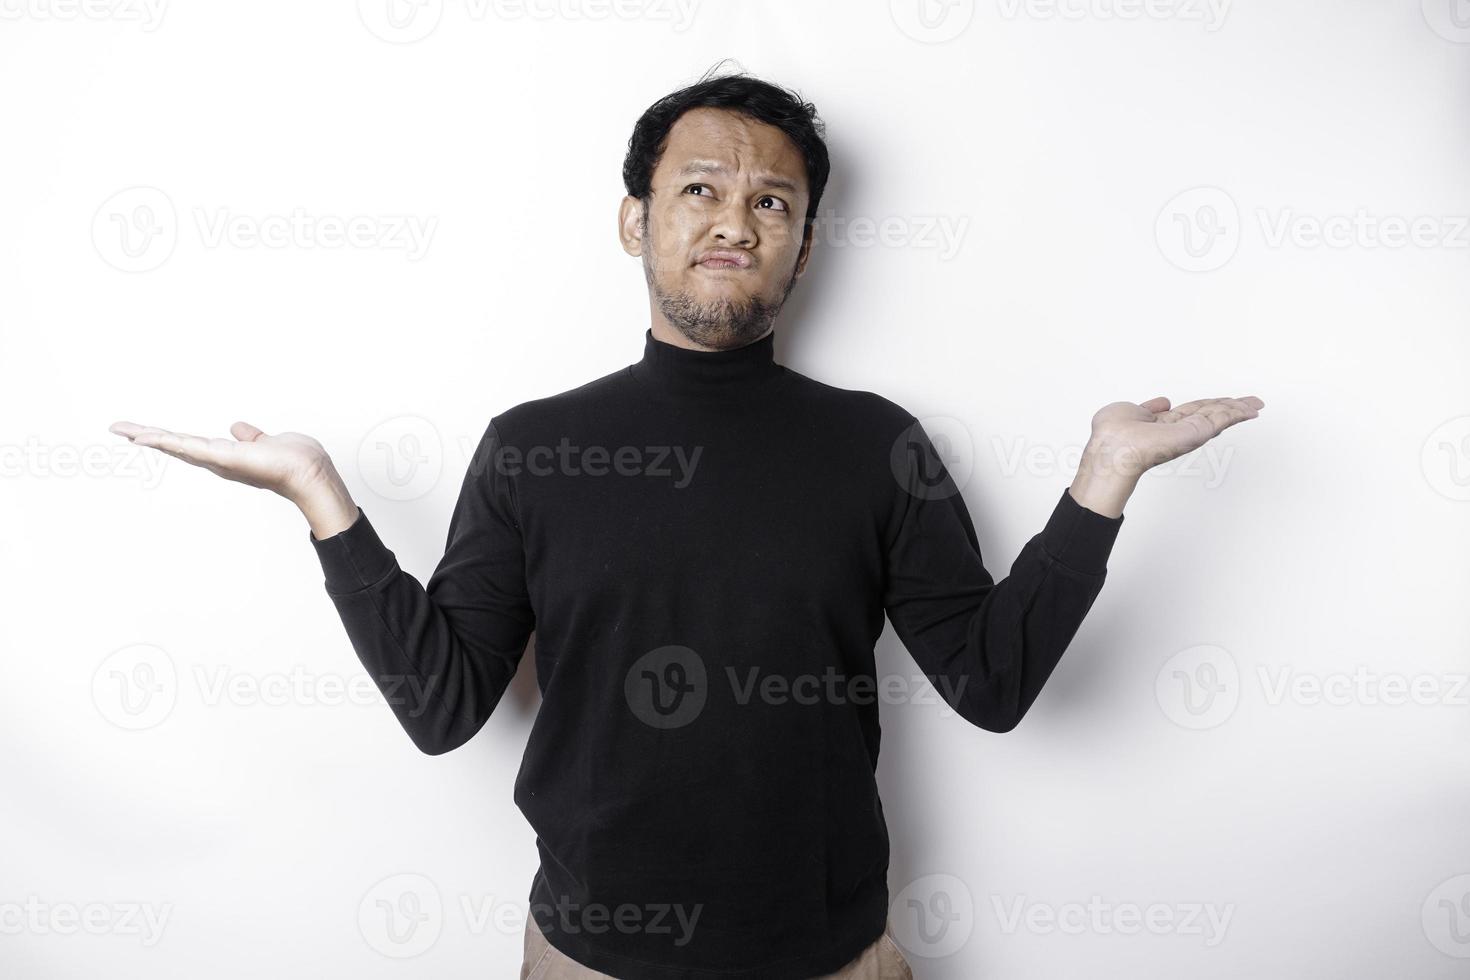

{"left": 622, "top": 60, "right": 831, "bottom": 230}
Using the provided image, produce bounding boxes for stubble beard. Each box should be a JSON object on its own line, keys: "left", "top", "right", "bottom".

{"left": 641, "top": 211, "right": 801, "bottom": 351}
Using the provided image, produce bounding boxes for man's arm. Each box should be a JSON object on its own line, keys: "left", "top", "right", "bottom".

{"left": 304, "top": 420, "right": 534, "bottom": 754}
{"left": 883, "top": 419, "right": 1122, "bottom": 732}
{"left": 108, "top": 417, "right": 536, "bottom": 755}
{"left": 882, "top": 395, "right": 1262, "bottom": 732}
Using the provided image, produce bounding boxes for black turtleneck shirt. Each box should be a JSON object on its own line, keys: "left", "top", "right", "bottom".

{"left": 309, "top": 328, "right": 1124, "bottom": 978}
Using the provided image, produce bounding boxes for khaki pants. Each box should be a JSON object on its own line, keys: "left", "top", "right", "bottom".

{"left": 518, "top": 917, "right": 914, "bottom": 979}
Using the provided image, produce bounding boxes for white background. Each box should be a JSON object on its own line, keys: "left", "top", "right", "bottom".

{"left": 4, "top": 1, "right": 1469, "bottom": 976}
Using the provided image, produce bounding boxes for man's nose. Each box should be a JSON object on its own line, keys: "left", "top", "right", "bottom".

{"left": 708, "top": 195, "right": 756, "bottom": 249}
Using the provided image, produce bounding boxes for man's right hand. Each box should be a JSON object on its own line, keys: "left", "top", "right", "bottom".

{"left": 107, "top": 420, "right": 361, "bottom": 540}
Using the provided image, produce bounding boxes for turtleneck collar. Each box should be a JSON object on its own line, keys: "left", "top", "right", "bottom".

{"left": 629, "top": 327, "right": 786, "bottom": 398}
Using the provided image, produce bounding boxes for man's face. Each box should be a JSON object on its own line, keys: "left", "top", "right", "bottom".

{"left": 619, "top": 106, "right": 813, "bottom": 351}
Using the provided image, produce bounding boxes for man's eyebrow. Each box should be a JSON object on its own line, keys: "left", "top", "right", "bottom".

{"left": 675, "top": 160, "right": 802, "bottom": 195}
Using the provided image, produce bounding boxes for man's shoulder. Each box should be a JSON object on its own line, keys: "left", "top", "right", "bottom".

{"left": 487, "top": 365, "right": 633, "bottom": 441}
{"left": 782, "top": 366, "right": 919, "bottom": 433}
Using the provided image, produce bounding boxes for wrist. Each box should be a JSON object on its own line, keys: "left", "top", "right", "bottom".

{"left": 292, "top": 466, "right": 359, "bottom": 540}
{"left": 1069, "top": 443, "right": 1141, "bottom": 519}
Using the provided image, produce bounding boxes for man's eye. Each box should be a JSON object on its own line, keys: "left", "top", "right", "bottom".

{"left": 757, "top": 196, "right": 789, "bottom": 212}
{"left": 684, "top": 184, "right": 711, "bottom": 197}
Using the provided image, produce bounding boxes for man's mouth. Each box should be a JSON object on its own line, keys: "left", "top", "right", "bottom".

{"left": 696, "top": 249, "right": 752, "bottom": 270}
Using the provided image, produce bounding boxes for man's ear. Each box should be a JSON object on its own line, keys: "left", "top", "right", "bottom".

{"left": 618, "top": 196, "right": 645, "bottom": 257}
{"left": 793, "top": 220, "right": 814, "bottom": 279}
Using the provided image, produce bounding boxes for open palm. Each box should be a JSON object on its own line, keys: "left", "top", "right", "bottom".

{"left": 108, "top": 420, "right": 331, "bottom": 499}
{"left": 1087, "top": 395, "right": 1264, "bottom": 478}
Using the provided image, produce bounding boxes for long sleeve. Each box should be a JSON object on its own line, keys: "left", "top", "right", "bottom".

{"left": 308, "top": 419, "right": 535, "bottom": 754}
{"left": 882, "top": 417, "right": 1122, "bottom": 733}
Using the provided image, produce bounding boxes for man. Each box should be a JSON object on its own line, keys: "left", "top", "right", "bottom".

{"left": 109, "top": 68, "right": 1263, "bottom": 979}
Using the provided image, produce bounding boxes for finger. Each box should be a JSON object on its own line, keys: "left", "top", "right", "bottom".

{"left": 231, "top": 421, "right": 266, "bottom": 442}
{"left": 1210, "top": 404, "right": 1260, "bottom": 434}
{"left": 1186, "top": 402, "right": 1255, "bottom": 438}
{"left": 109, "top": 420, "right": 146, "bottom": 438}
{"left": 128, "top": 427, "right": 234, "bottom": 469}
{"left": 1216, "top": 397, "right": 1262, "bottom": 418}
{"left": 1158, "top": 396, "right": 1259, "bottom": 426}
{"left": 1159, "top": 397, "right": 1216, "bottom": 418}
{"left": 1139, "top": 396, "right": 1171, "bottom": 414}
